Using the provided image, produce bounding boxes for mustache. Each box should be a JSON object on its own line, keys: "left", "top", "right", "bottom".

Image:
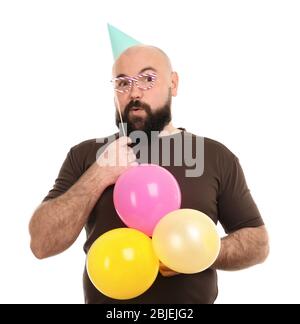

{"left": 125, "top": 100, "right": 151, "bottom": 112}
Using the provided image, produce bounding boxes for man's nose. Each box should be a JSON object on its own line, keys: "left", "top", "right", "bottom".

{"left": 129, "top": 82, "right": 143, "bottom": 100}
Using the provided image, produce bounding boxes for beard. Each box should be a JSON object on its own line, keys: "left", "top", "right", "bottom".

{"left": 115, "top": 89, "right": 172, "bottom": 140}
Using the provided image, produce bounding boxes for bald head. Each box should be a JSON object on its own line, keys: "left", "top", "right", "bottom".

{"left": 112, "top": 45, "right": 173, "bottom": 78}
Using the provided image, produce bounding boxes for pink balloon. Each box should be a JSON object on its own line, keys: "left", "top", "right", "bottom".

{"left": 113, "top": 164, "right": 181, "bottom": 236}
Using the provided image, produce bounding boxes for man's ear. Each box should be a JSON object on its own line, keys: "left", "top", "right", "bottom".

{"left": 171, "top": 72, "right": 179, "bottom": 97}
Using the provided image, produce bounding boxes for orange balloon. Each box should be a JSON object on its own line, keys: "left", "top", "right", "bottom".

{"left": 152, "top": 209, "right": 221, "bottom": 274}
{"left": 87, "top": 228, "right": 159, "bottom": 300}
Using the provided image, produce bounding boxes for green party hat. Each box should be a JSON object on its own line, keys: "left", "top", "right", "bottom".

{"left": 107, "top": 24, "right": 141, "bottom": 60}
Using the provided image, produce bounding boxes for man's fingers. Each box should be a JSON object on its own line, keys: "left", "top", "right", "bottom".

{"left": 118, "top": 136, "right": 132, "bottom": 146}
{"left": 160, "top": 270, "right": 179, "bottom": 277}
{"left": 127, "top": 156, "right": 136, "bottom": 163}
{"left": 159, "top": 261, "right": 171, "bottom": 270}
{"left": 159, "top": 262, "right": 179, "bottom": 277}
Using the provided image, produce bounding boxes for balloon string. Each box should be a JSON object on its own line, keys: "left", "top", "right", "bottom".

{"left": 116, "top": 97, "right": 126, "bottom": 137}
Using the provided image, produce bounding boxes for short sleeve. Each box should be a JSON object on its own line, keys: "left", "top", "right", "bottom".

{"left": 42, "top": 147, "right": 82, "bottom": 202}
{"left": 218, "top": 156, "right": 264, "bottom": 234}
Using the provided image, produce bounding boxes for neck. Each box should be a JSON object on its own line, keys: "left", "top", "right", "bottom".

{"left": 159, "top": 123, "right": 181, "bottom": 137}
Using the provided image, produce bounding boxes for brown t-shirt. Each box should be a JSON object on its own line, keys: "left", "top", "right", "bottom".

{"left": 43, "top": 129, "right": 264, "bottom": 304}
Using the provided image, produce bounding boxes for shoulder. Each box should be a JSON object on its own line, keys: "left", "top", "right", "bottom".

{"left": 70, "top": 133, "right": 119, "bottom": 154}
{"left": 204, "top": 137, "right": 236, "bottom": 160}
{"left": 67, "top": 133, "right": 119, "bottom": 171}
{"left": 185, "top": 131, "right": 237, "bottom": 161}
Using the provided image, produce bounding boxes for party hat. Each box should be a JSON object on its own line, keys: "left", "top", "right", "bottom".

{"left": 107, "top": 24, "right": 141, "bottom": 60}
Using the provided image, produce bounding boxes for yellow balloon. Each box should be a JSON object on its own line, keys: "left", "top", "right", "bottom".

{"left": 152, "top": 209, "right": 221, "bottom": 274}
{"left": 87, "top": 228, "right": 159, "bottom": 300}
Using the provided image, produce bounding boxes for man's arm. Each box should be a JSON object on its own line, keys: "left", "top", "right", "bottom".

{"left": 29, "top": 137, "right": 137, "bottom": 259}
{"left": 213, "top": 225, "right": 269, "bottom": 271}
{"left": 160, "top": 225, "right": 269, "bottom": 277}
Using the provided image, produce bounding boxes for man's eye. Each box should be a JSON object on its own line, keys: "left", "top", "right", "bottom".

{"left": 143, "top": 75, "right": 155, "bottom": 83}
{"left": 119, "top": 80, "right": 129, "bottom": 87}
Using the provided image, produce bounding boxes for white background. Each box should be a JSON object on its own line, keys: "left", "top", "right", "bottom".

{"left": 0, "top": 0, "right": 299, "bottom": 304}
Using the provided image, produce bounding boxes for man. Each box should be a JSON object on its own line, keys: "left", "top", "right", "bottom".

{"left": 29, "top": 45, "right": 269, "bottom": 304}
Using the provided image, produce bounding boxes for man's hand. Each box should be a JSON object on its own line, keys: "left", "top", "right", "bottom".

{"left": 159, "top": 261, "right": 180, "bottom": 277}
{"left": 97, "top": 136, "right": 138, "bottom": 185}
